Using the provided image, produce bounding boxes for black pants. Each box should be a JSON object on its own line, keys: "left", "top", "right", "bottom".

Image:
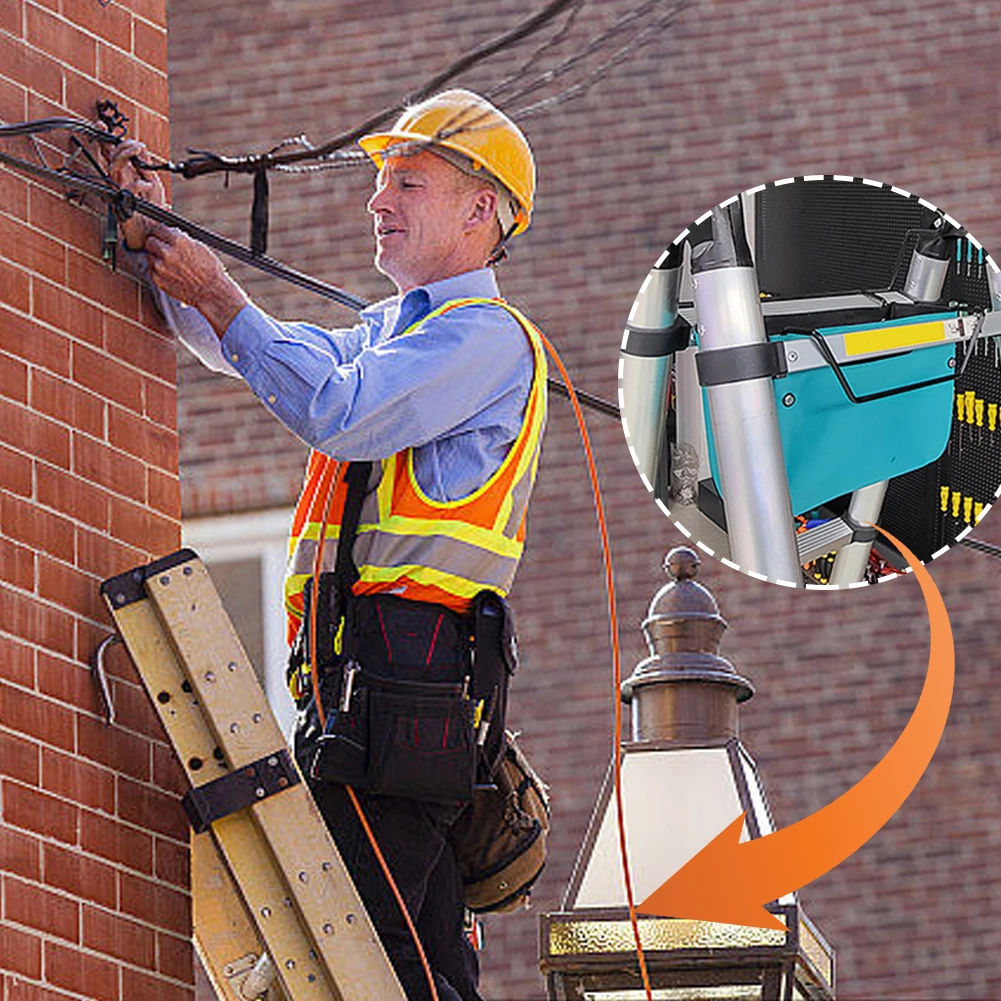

{"left": 307, "top": 780, "right": 483, "bottom": 1001}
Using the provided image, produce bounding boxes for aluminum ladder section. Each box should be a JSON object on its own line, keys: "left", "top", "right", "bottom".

{"left": 101, "top": 548, "right": 405, "bottom": 1001}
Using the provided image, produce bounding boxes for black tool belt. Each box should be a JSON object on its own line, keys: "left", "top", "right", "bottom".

{"left": 291, "top": 580, "right": 518, "bottom": 806}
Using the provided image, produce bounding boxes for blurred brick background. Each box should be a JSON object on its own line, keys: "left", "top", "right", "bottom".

{"left": 163, "top": 0, "right": 1001, "bottom": 998}
{"left": 0, "top": 1, "right": 194, "bottom": 999}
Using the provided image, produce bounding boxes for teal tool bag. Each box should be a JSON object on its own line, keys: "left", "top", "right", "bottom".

{"left": 703, "top": 313, "right": 957, "bottom": 516}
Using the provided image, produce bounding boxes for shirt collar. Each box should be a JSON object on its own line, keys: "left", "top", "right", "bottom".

{"left": 362, "top": 268, "right": 502, "bottom": 335}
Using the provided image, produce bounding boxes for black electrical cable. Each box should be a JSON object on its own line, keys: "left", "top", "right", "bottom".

{"left": 958, "top": 536, "right": 1001, "bottom": 560}
{"left": 0, "top": 138, "right": 619, "bottom": 418}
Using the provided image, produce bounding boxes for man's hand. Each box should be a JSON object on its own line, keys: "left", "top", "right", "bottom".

{"left": 105, "top": 139, "right": 167, "bottom": 250}
{"left": 145, "top": 224, "right": 249, "bottom": 338}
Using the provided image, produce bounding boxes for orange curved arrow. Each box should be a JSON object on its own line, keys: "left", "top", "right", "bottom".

{"left": 638, "top": 526, "right": 954, "bottom": 931}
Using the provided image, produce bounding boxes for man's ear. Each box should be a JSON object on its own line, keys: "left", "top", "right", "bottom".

{"left": 464, "top": 186, "right": 499, "bottom": 231}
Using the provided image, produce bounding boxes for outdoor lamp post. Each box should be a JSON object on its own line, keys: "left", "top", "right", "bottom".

{"left": 540, "top": 547, "right": 835, "bottom": 1001}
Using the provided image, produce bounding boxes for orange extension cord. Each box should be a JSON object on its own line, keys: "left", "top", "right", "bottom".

{"left": 307, "top": 332, "right": 653, "bottom": 1001}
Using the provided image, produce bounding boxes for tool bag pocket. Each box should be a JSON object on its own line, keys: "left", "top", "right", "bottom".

{"left": 311, "top": 675, "right": 476, "bottom": 804}
{"left": 367, "top": 684, "right": 476, "bottom": 804}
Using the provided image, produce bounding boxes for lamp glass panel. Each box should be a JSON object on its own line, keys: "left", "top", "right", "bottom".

{"left": 571, "top": 747, "right": 746, "bottom": 906}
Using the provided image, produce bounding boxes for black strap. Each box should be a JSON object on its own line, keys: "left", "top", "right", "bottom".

{"left": 332, "top": 461, "right": 373, "bottom": 623}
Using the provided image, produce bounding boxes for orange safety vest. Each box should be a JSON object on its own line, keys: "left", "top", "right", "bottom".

{"left": 283, "top": 297, "right": 548, "bottom": 649}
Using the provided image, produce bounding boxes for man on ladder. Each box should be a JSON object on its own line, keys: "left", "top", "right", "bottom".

{"left": 109, "top": 90, "right": 547, "bottom": 1001}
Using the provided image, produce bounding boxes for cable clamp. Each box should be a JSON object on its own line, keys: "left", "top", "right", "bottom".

{"left": 622, "top": 315, "right": 691, "bottom": 357}
{"left": 842, "top": 512, "right": 878, "bottom": 544}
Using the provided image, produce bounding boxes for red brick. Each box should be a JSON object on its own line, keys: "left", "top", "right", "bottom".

{"left": 36, "top": 464, "right": 109, "bottom": 531}
{"left": 3, "top": 875, "right": 80, "bottom": 942}
{"left": 121, "top": 873, "right": 189, "bottom": 935}
{"left": 0, "top": 350, "right": 30, "bottom": 404}
{"left": 0, "top": 586, "right": 75, "bottom": 659}
{"left": 38, "top": 556, "right": 104, "bottom": 620}
{"left": 125, "top": 0, "right": 166, "bottom": 29}
{"left": 109, "top": 496, "right": 178, "bottom": 554}
{"left": 31, "top": 370, "right": 105, "bottom": 439}
{"left": 153, "top": 838, "right": 189, "bottom": 890}
{"left": 143, "top": 377, "right": 176, "bottom": 430}
{"left": 3, "top": 779, "right": 79, "bottom": 845}
{"left": 0, "top": 730, "right": 39, "bottom": 785}
{"left": 65, "top": 0, "right": 132, "bottom": 52}
{"left": 0, "top": 305, "right": 71, "bottom": 378}
{"left": 0, "top": 924, "right": 43, "bottom": 979}
{"left": 82, "top": 905, "right": 155, "bottom": 969}
{"left": 0, "top": 34, "right": 62, "bottom": 102}
{"left": 117, "top": 777, "right": 187, "bottom": 842}
{"left": 0, "top": 74, "right": 27, "bottom": 124}
{"left": 0, "top": 679, "right": 76, "bottom": 751}
{"left": 80, "top": 810, "right": 152, "bottom": 875}
{"left": 32, "top": 276, "right": 105, "bottom": 347}
{"left": 41, "top": 748, "right": 116, "bottom": 815}
{"left": 135, "top": 108, "right": 169, "bottom": 161}
{"left": 98, "top": 43, "right": 167, "bottom": 111}
{"left": 1, "top": 493, "right": 75, "bottom": 562}
{"left": 133, "top": 20, "right": 167, "bottom": 71}
{"left": 147, "top": 468, "right": 180, "bottom": 519}
{"left": 0, "top": 536, "right": 35, "bottom": 590}
{"left": 0, "top": 398, "right": 70, "bottom": 467}
{"left": 0, "top": 633, "right": 34, "bottom": 687}
{"left": 151, "top": 743, "right": 186, "bottom": 798}
{"left": 0, "top": 257, "right": 30, "bottom": 312}
{"left": 43, "top": 843, "right": 118, "bottom": 912}
{"left": 109, "top": 679, "right": 167, "bottom": 744}
{"left": 0, "top": 442, "right": 33, "bottom": 496}
{"left": 121, "top": 968, "right": 190, "bottom": 1001}
{"left": 157, "top": 931, "right": 193, "bottom": 983}
{"left": 37, "top": 652, "right": 103, "bottom": 718}
{"left": 0, "top": 0, "right": 23, "bottom": 37}
{"left": 26, "top": 6, "right": 97, "bottom": 77}
{"left": 0, "top": 827, "right": 41, "bottom": 880}
{"left": 44, "top": 940, "right": 119, "bottom": 1001}
{"left": 75, "top": 527, "right": 145, "bottom": 581}
{"left": 0, "top": 215, "right": 65, "bottom": 284}
{"left": 105, "top": 314, "right": 176, "bottom": 384}
{"left": 72, "top": 434, "right": 145, "bottom": 501}
{"left": 7, "top": 980, "right": 81, "bottom": 1001}
{"left": 71, "top": 342, "right": 144, "bottom": 413}
{"left": 108, "top": 405, "right": 177, "bottom": 472}
{"left": 66, "top": 249, "right": 139, "bottom": 321}
{"left": 76, "top": 709, "right": 151, "bottom": 781}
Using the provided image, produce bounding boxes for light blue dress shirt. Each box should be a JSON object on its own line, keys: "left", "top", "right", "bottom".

{"left": 153, "top": 266, "right": 536, "bottom": 502}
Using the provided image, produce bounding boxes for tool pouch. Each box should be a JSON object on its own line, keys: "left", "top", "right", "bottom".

{"left": 308, "top": 592, "right": 478, "bottom": 804}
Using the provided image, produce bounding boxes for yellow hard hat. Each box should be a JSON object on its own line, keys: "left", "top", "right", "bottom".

{"left": 359, "top": 89, "right": 535, "bottom": 236}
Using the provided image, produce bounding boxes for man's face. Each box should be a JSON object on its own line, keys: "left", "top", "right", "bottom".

{"left": 367, "top": 149, "right": 489, "bottom": 293}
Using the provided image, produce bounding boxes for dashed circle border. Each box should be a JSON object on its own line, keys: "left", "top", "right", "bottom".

{"left": 617, "top": 174, "right": 1001, "bottom": 590}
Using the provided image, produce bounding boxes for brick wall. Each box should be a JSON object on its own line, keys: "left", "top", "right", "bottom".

{"left": 165, "top": 1, "right": 1001, "bottom": 998}
{"left": 0, "top": 3, "right": 191, "bottom": 1000}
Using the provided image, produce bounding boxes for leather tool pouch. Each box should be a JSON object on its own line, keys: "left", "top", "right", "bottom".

{"left": 307, "top": 590, "right": 478, "bottom": 804}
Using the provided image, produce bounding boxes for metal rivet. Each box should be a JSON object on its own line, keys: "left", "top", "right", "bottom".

{"left": 298, "top": 872, "right": 308, "bottom": 883}
{"left": 253, "top": 713, "right": 262, "bottom": 724}
{"left": 183, "top": 565, "right": 193, "bottom": 576}
{"left": 261, "top": 906, "right": 272, "bottom": 918}
{"left": 115, "top": 592, "right": 126, "bottom": 606}
{"left": 157, "top": 691, "right": 171, "bottom": 704}
{"left": 255, "top": 787, "right": 265, "bottom": 798}
{"left": 205, "top": 671, "right": 216, "bottom": 683}
{"left": 268, "top": 756, "right": 278, "bottom": 767}
{"left": 228, "top": 661, "right": 238, "bottom": 672}
{"left": 321, "top": 861, "right": 332, "bottom": 872}
{"left": 230, "top": 723, "right": 240, "bottom": 734}
{"left": 782, "top": 393, "right": 796, "bottom": 407}
{"left": 285, "top": 960, "right": 295, "bottom": 971}
{"left": 346, "top": 914, "right": 356, "bottom": 925}
{"left": 189, "top": 757, "right": 203, "bottom": 771}
{"left": 308, "top": 974, "right": 316, "bottom": 983}
{"left": 788, "top": 350, "right": 798, "bottom": 362}
{"left": 322, "top": 923, "right": 334, "bottom": 935}
{"left": 948, "top": 357, "right": 957, "bottom": 368}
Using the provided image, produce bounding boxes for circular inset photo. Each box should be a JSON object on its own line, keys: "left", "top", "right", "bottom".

{"left": 619, "top": 176, "right": 1001, "bottom": 588}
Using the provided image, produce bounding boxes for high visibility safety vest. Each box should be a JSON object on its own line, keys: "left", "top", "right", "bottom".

{"left": 283, "top": 297, "right": 548, "bottom": 648}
